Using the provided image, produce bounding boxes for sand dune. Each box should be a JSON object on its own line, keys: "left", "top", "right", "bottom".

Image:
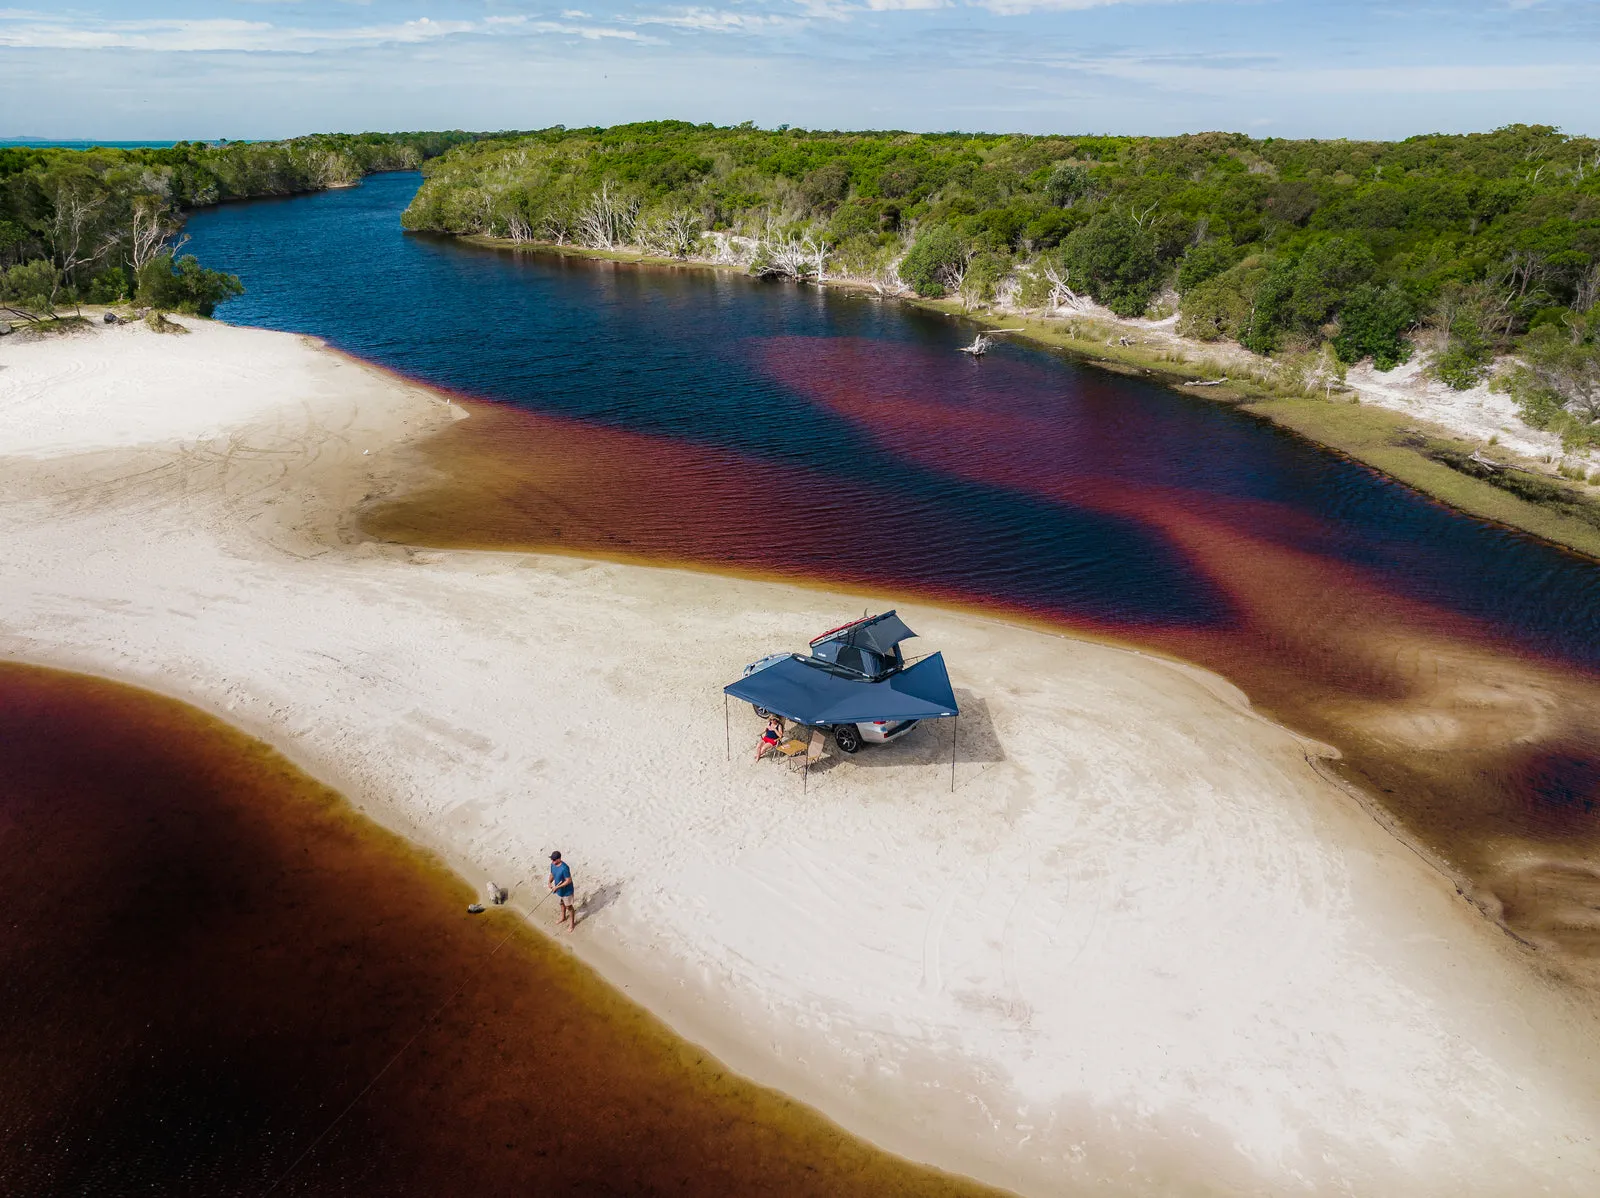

{"left": 4, "top": 319, "right": 1600, "bottom": 1196}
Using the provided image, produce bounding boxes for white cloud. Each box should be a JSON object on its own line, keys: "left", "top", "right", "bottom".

{"left": 629, "top": 7, "right": 804, "bottom": 32}
{"left": 489, "top": 15, "right": 654, "bottom": 41}
{"left": 0, "top": 15, "right": 481, "bottom": 52}
{"left": 1085, "top": 56, "right": 1597, "bottom": 96}
{"left": 972, "top": 0, "right": 1162, "bottom": 15}
{"left": 0, "top": 11, "right": 664, "bottom": 52}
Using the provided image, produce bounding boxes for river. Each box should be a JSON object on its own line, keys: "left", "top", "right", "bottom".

{"left": 9, "top": 166, "right": 1599, "bottom": 1194}
{"left": 185, "top": 172, "right": 1600, "bottom": 982}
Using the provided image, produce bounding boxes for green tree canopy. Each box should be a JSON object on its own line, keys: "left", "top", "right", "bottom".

{"left": 1498, "top": 308, "right": 1600, "bottom": 447}
{"left": 899, "top": 226, "right": 970, "bottom": 298}
{"left": 1062, "top": 211, "right": 1160, "bottom": 317}
{"left": 136, "top": 253, "right": 244, "bottom": 316}
{"left": 1332, "top": 283, "right": 1416, "bottom": 369}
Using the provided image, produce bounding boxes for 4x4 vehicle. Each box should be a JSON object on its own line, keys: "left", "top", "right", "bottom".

{"left": 740, "top": 612, "right": 927, "bottom": 753}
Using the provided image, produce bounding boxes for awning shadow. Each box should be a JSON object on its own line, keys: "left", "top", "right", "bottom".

{"left": 836, "top": 690, "right": 1005, "bottom": 769}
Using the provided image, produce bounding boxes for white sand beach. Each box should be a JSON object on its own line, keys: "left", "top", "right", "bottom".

{"left": 4, "top": 319, "right": 1600, "bottom": 1196}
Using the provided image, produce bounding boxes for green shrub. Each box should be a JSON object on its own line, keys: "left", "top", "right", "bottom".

{"left": 1060, "top": 210, "right": 1160, "bottom": 317}
{"left": 1432, "top": 314, "right": 1495, "bottom": 389}
{"left": 962, "top": 251, "right": 1011, "bottom": 305}
{"left": 899, "top": 226, "right": 969, "bottom": 298}
{"left": 827, "top": 203, "right": 877, "bottom": 242}
{"left": 1497, "top": 313, "right": 1600, "bottom": 448}
{"left": 136, "top": 253, "right": 243, "bottom": 317}
{"left": 1239, "top": 258, "right": 1297, "bottom": 354}
{"left": 1289, "top": 236, "right": 1377, "bottom": 330}
{"left": 1044, "top": 163, "right": 1091, "bottom": 208}
{"left": 0, "top": 259, "right": 59, "bottom": 313}
{"left": 1177, "top": 276, "right": 1251, "bottom": 341}
{"left": 801, "top": 161, "right": 850, "bottom": 212}
{"left": 1333, "top": 283, "right": 1415, "bottom": 369}
{"left": 87, "top": 266, "right": 130, "bottom": 304}
{"left": 1176, "top": 239, "right": 1239, "bottom": 295}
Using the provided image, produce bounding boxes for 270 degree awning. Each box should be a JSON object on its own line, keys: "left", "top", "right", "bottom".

{"left": 724, "top": 652, "right": 959, "bottom": 726}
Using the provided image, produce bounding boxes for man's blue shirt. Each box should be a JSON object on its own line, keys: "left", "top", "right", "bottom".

{"left": 550, "top": 861, "right": 573, "bottom": 896}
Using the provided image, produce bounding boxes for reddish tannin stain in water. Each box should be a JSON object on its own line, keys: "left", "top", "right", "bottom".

{"left": 367, "top": 338, "right": 1600, "bottom": 990}
{"left": 0, "top": 662, "right": 1003, "bottom": 1197}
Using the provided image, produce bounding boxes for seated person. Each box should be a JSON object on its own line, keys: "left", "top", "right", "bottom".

{"left": 756, "top": 715, "right": 784, "bottom": 760}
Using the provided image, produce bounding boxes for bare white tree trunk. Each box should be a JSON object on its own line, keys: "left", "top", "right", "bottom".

{"left": 129, "top": 196, "right": 184, "bottom": 271}
{"left": 638, "top": 210, "right": 704, "bottom": 259}
{"left": 1041, "top": 263, "right": 1085, "bottom": 313}
{"left": 577, "top": 182, "right": 640, "bottom": 249}
{"left": 1575, "top": 262, "right": 1600, "bottom": 314}
{"left": 703, "top": 231, "right": 756, "bottom": 266}
{"left": 49, "top": 188, "right": 105, "bottom": 304}
{"left": 995, "top": 273, "right": 1021, "bottom": 309}
{"left": 870, "top": 255, "right": 906, "bottom": 296}
{"left": 504, "top": 212, "right": 534, "bottom": 244}
{"left": 540, "top": 210, "right": 573, "bottom": 245}
{"left": 810, "top": 236, "right": 830, "bottom": 284}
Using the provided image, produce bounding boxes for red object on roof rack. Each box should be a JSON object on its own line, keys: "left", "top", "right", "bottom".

{"left": 810, "top": 617, "right": 868, "bottom": 646}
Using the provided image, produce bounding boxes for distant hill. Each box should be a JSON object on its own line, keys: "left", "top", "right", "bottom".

{"left": 0, "top": 138, "right": 186, "bottom": 150}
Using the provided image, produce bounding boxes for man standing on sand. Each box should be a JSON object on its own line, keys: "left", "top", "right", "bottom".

{"left": 548, "top": 851, "right": 576, "bottom": 931}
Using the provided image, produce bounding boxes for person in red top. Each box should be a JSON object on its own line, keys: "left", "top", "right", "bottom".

{"left": 756, "top": 715, "right": 783, "bottom": 761}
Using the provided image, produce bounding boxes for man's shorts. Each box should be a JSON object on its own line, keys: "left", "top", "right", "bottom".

{"left": 557, "top": 890, "right": 576, "bottom": 905}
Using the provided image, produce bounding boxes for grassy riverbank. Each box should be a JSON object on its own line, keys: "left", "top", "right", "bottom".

{"left": 461, "top": 234, "right": 1600, "bottom": 562}
{"left": 942, "top": 301, "right": 1600, "bottom": 560}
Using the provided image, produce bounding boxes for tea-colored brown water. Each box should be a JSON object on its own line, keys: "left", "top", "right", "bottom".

{"left": 367, "top": 396, "right": 1600, "bottom": 993}
{"left": 182, "top": 174, "right": 1600, "bottom": 993}
{"left": 0, "top": 662, "right": 1003, "bottom": 1197}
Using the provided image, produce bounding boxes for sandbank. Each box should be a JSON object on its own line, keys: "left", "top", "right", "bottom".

{"left": 4, "top": 319, "right": 1600, "bottom": 1196}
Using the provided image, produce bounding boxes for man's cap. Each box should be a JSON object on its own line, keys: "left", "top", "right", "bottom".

{"left": 549, "top": 851, "right": 562, "bottom": 861}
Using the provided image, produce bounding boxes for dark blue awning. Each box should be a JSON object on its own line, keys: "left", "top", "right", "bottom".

{"left": 724, "top": 653, "right": 959, "bottom": 726}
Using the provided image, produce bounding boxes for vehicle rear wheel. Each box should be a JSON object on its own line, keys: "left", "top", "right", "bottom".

{"left": 752, "top": 705, "right": 773, "bottom": 719}
{"left": 833, "top": 725, "right": 862, "bottom": 754}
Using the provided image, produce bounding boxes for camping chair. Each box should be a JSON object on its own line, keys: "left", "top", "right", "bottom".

{"left": 803, "top": 729, "right": 825, "bottom": 768}
{"left": 793, "top": 729, "right": 826, "bottom": 792}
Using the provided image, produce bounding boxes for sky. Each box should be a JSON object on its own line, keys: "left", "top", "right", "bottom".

{"left": 2, "top": 1, "right": 1595, "bottom": 142}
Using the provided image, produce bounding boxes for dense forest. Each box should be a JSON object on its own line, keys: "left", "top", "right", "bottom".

{"left": 0, "top": 131, "right": 478, "bottom": 318}
{"left": 404, "top": 122, "right": 1600, "bottom": 448}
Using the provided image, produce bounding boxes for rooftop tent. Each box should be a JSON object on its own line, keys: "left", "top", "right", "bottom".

{"left": 724, "top": 652, "right": 959, "bottom": 727}
{"left": 809, "top": 611, "right": 919, "bottom": 679}
{"left": 812, "top": 610, "right": 918, "bottom": 658}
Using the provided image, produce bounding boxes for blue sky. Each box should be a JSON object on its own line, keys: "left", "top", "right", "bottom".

{"left": 3, "top": 1, "right": 1595, "bottom": 140}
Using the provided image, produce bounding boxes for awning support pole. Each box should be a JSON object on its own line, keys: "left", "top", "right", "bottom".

{"left": 950, "top": 714, "right": 958, "bottom": 792}
{"left": 724, "top": 694, "right": 730, "bottom": 761}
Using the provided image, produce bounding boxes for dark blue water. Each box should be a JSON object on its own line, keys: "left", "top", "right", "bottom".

{"left": 185, "top": 172, "right": 1600, "bottom": 671}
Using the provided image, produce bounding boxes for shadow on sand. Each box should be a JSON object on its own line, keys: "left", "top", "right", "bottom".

{"left": 781, "top": 690, "right": 1004, "bottom": 788}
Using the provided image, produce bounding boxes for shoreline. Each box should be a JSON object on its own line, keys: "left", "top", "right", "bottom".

{"left": 455, "top": 234, "right": 1600, "bottom": 563}
{"left": 0, "top": 643, "right": 1024, "bottom": 1194}
{"left": 1, "top": 659, "right": 1010, "bottom": 1196}
{"left": 7, "top": 319, "right": 1600, "bottom": 1194}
